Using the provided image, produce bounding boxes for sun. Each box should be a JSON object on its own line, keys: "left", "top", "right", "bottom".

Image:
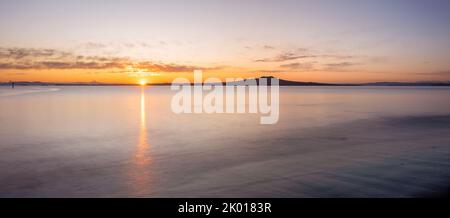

{"left": 139, "top": 79, "right": 147, "bottom": 86}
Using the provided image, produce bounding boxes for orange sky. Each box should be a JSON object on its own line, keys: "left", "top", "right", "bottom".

{"left": 2, "top": 67, "right": 448, "bottom": 84}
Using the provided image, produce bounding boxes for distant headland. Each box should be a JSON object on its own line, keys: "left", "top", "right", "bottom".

{"left": 1, "top": 76, "right": 450, "bottom": 86}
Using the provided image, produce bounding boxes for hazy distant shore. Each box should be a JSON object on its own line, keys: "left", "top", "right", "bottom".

{"left": 1, "top": 77, "right": 450, "bottom": 87}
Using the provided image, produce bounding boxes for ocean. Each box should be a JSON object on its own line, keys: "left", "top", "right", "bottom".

{"left": 0, "top": 86, "right": 449, "bottom": 197}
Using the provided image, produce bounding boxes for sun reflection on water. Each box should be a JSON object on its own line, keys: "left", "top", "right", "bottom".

{"left": 129, "top": 86, "right": 152, "bottom": 196}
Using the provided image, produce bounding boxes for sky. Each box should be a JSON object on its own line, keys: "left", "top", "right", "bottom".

{"left": 1, "top": 0, "right": 450, "bottom": 84}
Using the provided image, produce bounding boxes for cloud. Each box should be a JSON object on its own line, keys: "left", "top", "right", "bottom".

{"left": 245, "top": 69, "right": 290, "bottom": 74}
{"left": 429, "top": 71, "right": 450, "bottom": 76}
{"left": 325, "top": 62, "right": 360, "bottom": 68}
{"left": 82, "top": 42, "right": 108, "bottom": 49}
{"left": 275, "top": 59, "right": 361, "bottom": 72}
{"left": 255, "top": 52, "right": 315, "bottom": 62}
{"left": 135, "top": 62, "right": 222, "bottom": 73}
{"left": 320, "top": 54, "right": 354, "bottom": 59}
{"left": 262, "top": 45, "right": 275, "bottom": 50}
{"left": 279, "top": 62, "right": 316, "bottom": 71}
{"left": 0, "top": 47, "right": 130, "bottom": 70}
{"left": 6, "top": 72, "right": 28, "bottom": 76}
{"left": 411, "top": 71, "right": 450, "bottom": 76}
{"left": 0, "top": 47, "right": 221, "bottom": 73}
{"left": 280, "top": 61, "right": 317, "bottom": 71}
{"left": 319, "top": 62, "right": 362, "bottom": 72}
{"left": 0, "top": 47, "right": 70, "bottom": 60}
{"left": 0, "top": 60, "right": 127, "bottom": 70}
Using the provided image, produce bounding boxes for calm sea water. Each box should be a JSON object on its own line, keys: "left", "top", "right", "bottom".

{"left": 1, "top": 86, "right": 450, "bottom": 197}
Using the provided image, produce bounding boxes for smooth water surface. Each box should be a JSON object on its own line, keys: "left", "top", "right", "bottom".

{"left": 1, "top": 86, "right": 450, "bottom": 197}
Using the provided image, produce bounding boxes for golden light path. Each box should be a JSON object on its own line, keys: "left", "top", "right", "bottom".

{"left": 137, "top": 86, "right": 150, "bottom": 164}
{"left": 129, "top": 86, "right": 152, "bottom": 196}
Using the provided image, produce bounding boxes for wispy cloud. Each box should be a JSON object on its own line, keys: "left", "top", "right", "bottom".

{"left": 134, "top": 62, "right": 222, "bottom": 73}
{"left": 318, "top": 61, "right": 363, "bottom": 72}
{"left": 255, "top": 52, "right": 315, "bottom": 62}
{"left": 279, "top": 62, "right": 316, "bottom": 71}
{"left": 325, "top": 62, "right": 360, "bottom": 68}
{"left": 0, "top": 47, "right": 71, "bottom": 60}
{"left": 320, "top": 55, "right": 354, "bottom": 60}
{"left": 253, "top": 47, "right": 355, "bottom": 63}
{"left": 81, "top": 42, "right": 108, "bottom": 49}
{"left": 409, "top": 71, "right": 450, "bottom": 76}
{"left": 262, "top": 45, "right": 275, "bottom": 50}
{"left": 0, "top": 47, "right": 221, "bottom": 73}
